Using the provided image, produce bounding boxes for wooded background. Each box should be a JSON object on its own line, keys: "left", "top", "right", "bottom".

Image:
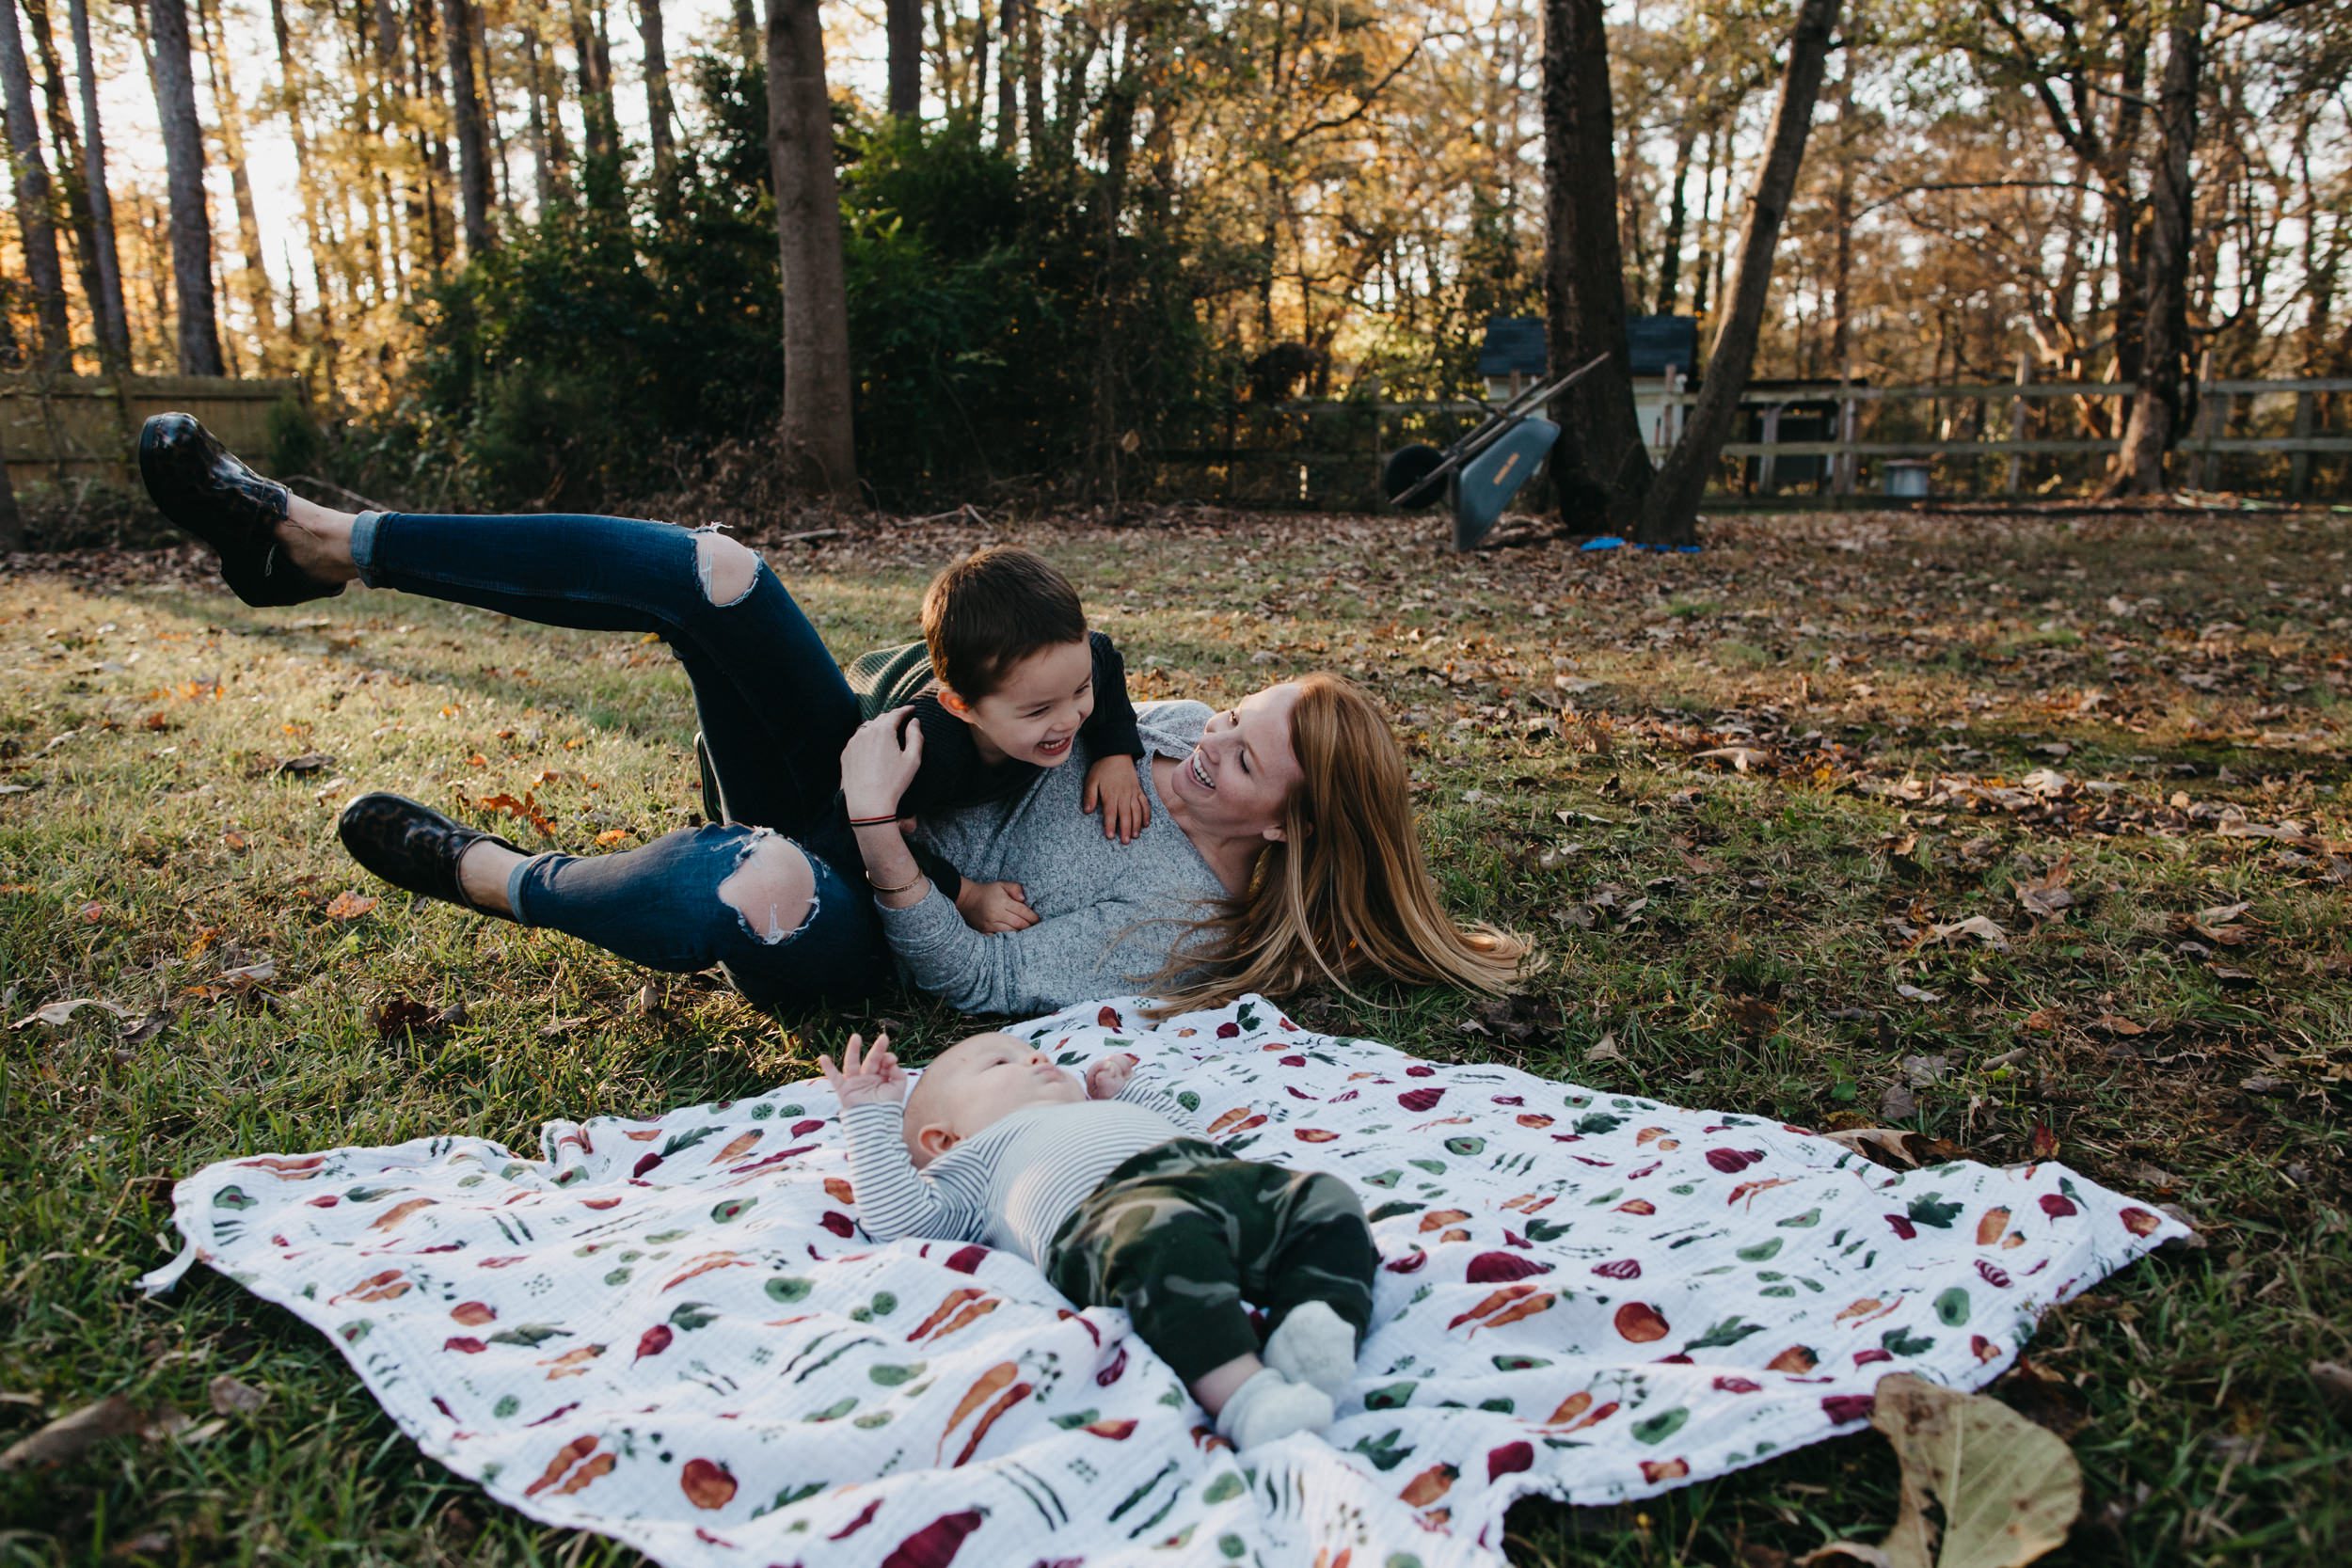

{"left": 1, "top": 0, "right": 2345, "bottom": 531}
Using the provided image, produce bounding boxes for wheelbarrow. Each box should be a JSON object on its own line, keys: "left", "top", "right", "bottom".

{"left": 1383, "top": 353, "right": 1612, "bottom": 550}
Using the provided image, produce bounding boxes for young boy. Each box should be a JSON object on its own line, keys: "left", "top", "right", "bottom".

{"left": 844, "top": 546, "right": 1150, "bottom": 936}
{"left": 819, "top": 1030, "right": 1378, "bottom": 1449}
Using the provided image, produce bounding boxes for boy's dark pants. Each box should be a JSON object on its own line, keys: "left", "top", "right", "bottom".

{"left": 1043, "top": 1138, "right": 1378, "bottom": 1386}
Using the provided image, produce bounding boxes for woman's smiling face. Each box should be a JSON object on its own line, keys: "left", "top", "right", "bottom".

{"left": 1163, "top": 682, "right": 1304, "bottom": 841}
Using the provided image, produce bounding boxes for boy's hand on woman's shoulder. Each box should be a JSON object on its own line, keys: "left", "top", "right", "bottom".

{"left": 819, "top": 1032, "right": 907, "bottom": 1107}
{"left": 1083, "top": 755, "right": 1151, "bottom": 844}
{"left": 1086, "top": 1053, "right": 1139, "bottom": 1100}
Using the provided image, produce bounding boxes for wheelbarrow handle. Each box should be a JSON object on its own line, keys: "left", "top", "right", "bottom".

{"left": 1392, "top": 353, "right": 1614, "bottom": 509}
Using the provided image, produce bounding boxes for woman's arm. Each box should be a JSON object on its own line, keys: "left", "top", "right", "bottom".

{"left": 841, "top": 710, "right": 936, "bottom": 911}
{"left": 877, "top": 893, "right": 1202, "bottom": 1016}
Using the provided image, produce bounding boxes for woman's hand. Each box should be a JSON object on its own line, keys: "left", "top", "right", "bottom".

{"left": 819, "top": 1032, "right": 906, "bottom": 1107}
{"left": 841, "top": 708, "right": 925, "bottom": 822}
{"left": 1085, "top": 1052, "right": 1138, "bottom": 1100}
{"left": 1083, "top": 755, "right": 1151, "bottom": 844}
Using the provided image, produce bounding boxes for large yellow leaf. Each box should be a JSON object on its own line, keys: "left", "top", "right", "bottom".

{"left": 1809, "top": 1374, "right": 2082, "bottom": 1568}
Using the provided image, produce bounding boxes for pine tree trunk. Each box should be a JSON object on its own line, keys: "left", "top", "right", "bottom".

{"left": 0, "top": 0, "right": 73, "bottom": 372}
{"left": 1087, "top": 22, "right": 1143, "bottom": 498}
{"left": 1021, "top": 0, "right": 1043, "bottom": 156}
{"left": 634, "top": 0, "right": 675, "bottom": 183}
{"left": 442, "top": 0, "right": 495, "bottom": 250}
{"left": 521, "top": 22, "right": 568, "bottom": 209}
{"left": 22, "top": 0, "right": 109, "bottom": 370}
{"left": 197, "top": 0, "right": 278, "bottom": 356}
{"left": 147, "top": 0, "right": 223, "bottom": 373}
{"left": 731, "top": 0, "right": 757, "bottom": 63}
{"left": 411, "top": 0, "right": 454, "bottom": 265}
{"left": 1542, "top": 0, "right": 1652, "bottom": 531}
{"left": 1656, "top": 119, "right": 1696, "bottom": 313}
{"left": 72, "top": 0, "right": 132, "bottom": 368}
{"left": 885, "top": 0, "right": 920, "bottom": 118}
{"left": 2110, "top": 1, "right": 2204, "bottom": 497}
{"left": 1637, "top": 0, "right": 1842, "bottom": 545}
{"left": 767, "top": 0, "right": 858, "bottom": 497}
{"left": 0, "top": 417, "right": 21, "bottom": 550}
{"left": 1691, "top": 119, "right": 1720, "bottom": 322}
{"left": 1827, "top": 61, "right": 1853, "bottom": 378}
{"left": 995, "top": 0, "right": 1020, "bottom": 151}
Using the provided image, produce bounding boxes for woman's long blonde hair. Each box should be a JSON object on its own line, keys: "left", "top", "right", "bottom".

{"left": 1149, "top": 673, "right": 1532, "bottom": 1013}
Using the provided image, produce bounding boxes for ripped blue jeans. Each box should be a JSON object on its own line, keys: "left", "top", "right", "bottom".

{"left": 350, "top": 509, "right": 892, "bottom": 1010}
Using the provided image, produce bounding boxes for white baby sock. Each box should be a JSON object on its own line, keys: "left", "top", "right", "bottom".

{"left": 1263, "top": 1302, "right": 1359, "bottom": 1401}
{"left": 1214, "top": 1368, "right": 1335, "bottom": 1449}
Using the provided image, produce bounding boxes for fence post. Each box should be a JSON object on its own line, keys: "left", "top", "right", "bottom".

{"left": 1757, "top": 404, "right": 1782, "bottom": 495}
{"left": 1834, "top": 392, "right": 1857, "bottom": 497}
{"left": 2289, "top": 391, "right": 2314, "bottom": 500}
{"left": 2005, "top": 351, "right": 2029, "bottom": 496}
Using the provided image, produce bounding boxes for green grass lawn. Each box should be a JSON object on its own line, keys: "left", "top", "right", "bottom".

{"left": 3, "top": 508, "right": 2346, "bottom": 1566}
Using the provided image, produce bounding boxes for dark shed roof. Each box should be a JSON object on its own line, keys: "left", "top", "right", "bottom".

{"left": 1476, "top": 314, "right": 1700, "bottom": 379}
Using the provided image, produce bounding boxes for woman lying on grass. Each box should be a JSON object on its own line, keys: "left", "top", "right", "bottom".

{"left": 136, "top": 413, "right": 1528, "bottom": 1017}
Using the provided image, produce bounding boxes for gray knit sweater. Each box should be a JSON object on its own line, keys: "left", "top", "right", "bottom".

{"left": 878, "top": 700, "right": 1229, "bottom": 1014}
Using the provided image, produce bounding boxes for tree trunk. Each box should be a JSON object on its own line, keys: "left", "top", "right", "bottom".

{"left": 1691, "top": 117, "right": 1720, "bottom": 322}
{"left": 1637, "top": 0, "right": 1842, "bottom": 545}
{"left": 521, "top": 21, "right": 570, "bottom": 209}
{"left": 995, "top": 0, "right": 1019, "bottom": 150}
{"left": 886, "top": 0, "right": 920, "bottom": 118}
{"left": 1542, "top": 0, "right": 1652, "bottom": 531}
{"left": 1656, "top": 118, "right": 1696, "bottom": 314}
{"left": 1827, "top": 59, "right": 1854, "bottom": 378}
{"left": 1021, "top": 0, "right": 1043, "bottom": 156}
{"left": 67, "top": 0, "right": 130, "bottom": 369}
{"left": 411, "top": 0, "right": 454, "bottom": 266}
{"left": 198, "top": 0, "right": 278, "bottom": 356}
{"left": 2109, "top": 1, "right": 2204, "bottom": 497}
{"left": 731, "top": 0, "right": 757, "bottom": 63}
{"left": 634, "top": 0, "right": 676, "bottom": 183}
{"left": 572, "top": 1, "right": 612, "bottom": 165}
{"left": 22, "top": 0, "right": 108, "bottom": 372}
{"left": 147, "top": 0, "right": 223, "bottom": 373}
{"left": 0, "top": 0, "right": 72, "bottom": 372}
{"left": 0, "top": 415, "right": 21, "bottom": 550}
{"left": 443, "top": 0, "right": 495, "bottom": 250}
{"left": 1086, "top": 22, "right": 1143, "bottom": 498}
{"left": 767, "top": 0, "right": 858, "bottom": 497}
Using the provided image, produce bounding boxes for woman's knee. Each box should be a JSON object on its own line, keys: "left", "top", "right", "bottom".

{"left": 691, "top": 531, "right": 765, "bottom": 608}
{"left": 716, "top": 831, "right": 817, "bottom": 942}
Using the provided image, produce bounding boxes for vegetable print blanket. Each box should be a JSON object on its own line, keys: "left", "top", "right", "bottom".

{"left": 145, "top": 994, "right": 2184, "bottom": 1567}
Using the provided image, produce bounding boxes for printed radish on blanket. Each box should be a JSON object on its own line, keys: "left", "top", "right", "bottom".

{"left": 680, "top": 1458, "right": 737, "bottom": 1509}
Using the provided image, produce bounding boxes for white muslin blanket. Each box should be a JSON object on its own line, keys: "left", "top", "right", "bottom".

{"left": 145, "top": 995, "right": 2185, "bottom": 1566}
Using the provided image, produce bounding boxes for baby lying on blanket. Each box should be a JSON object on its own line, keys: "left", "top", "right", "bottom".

{"left": 820, "top": 1030, "right": 1376, "bottom": 1449}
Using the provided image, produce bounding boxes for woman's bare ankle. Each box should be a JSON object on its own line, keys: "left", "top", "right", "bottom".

{"left": 278, "top": 493, "right": 361, "bottom": 583}
{"left": 455, "top": 840, "right": 522, "bottom": 917}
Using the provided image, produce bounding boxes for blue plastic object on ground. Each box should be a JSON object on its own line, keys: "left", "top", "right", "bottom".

{"left": 1577, "top": 535, "right": 1703, "bottom": 554}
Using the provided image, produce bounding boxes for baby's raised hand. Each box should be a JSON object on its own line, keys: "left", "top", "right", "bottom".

{"left": 1086, "top": 1052, "right": 1139, "bottom": 1100}
{"left": 1082, "top": 755, "right": 1151, "bottom": 844}
{"left": 819, "top": 1032, "right": 907, "bottom": 1107}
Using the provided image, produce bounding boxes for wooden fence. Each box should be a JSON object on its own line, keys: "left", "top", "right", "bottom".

{"left": 1141, "top": 372, "right": 2351, "bottom": 511}
{"left": 2, "top": 374, "right": 306, "bottom": 489}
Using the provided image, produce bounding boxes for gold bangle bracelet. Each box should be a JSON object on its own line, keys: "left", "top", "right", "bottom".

{"left": 866, "top": 870, "right": 925, "bottom": 897}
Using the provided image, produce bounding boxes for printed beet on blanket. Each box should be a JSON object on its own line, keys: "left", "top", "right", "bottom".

{"left": 143, "top": 995, "right": 2185, "bottom": 1566}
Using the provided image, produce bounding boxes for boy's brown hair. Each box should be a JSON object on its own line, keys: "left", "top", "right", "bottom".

{"left": 921, "top": 546, "right": 1089, "bottom": 699}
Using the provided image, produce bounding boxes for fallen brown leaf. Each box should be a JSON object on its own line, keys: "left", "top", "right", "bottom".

{"left": 321, "top": 891, "right": 379, "bottom": 921}
{"left": 207, "top": 1375, "right": 267, "bottom": 1416}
